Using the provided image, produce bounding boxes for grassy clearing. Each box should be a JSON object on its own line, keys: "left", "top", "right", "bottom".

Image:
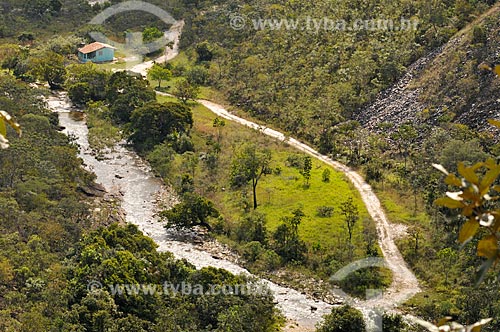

{"left": 100, "top": 54, "right": 389, "bottom": 288}
{"left": 157, "top": 94, "right": 371, "bottom": 254}
{"left": 236, "top": 152, "right": 368, "bottom": 248}
{"left": 375, "top": 187, "right": 430, "bottom": 226}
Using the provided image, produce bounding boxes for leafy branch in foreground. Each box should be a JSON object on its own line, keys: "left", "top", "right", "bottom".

{"left": 0, "top": 110, "right": 21, "bottom": 149}
{"left": 414, "top": 316, "right": 491, "bottom": 332}
{"left": 434, "top": 120, "right": 500, "bottom": 284}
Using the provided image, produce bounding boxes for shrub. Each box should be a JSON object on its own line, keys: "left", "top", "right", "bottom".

{"left": 316, "top": 305, "right": 365, "bottom": 332}
{"left": 285, "top": 154, "right": 303, "bottom": 168}
{"left": 242, "top": 241, "right": 264, "bottom": 263}
{"left": 472, "top": 25, "right": 487, "bottom": 44}
{"left": 146, "top": 143, "right": 175, "bottom": 179}
{"left": 316, "top": 206, "right": 334, "bottom": 217}
{"left": 334, "top": 267, "right": 391, "bottom": 299}
{"left": 256, "top": 250, "right": 281, "bottom": 271}
{"left": 235, "top": 212, "right": 267, "bottom": 244}
{"left": 186, "top": 66, "right": 209, "bottom": 85}
{"left": 365, "top": 162, "right": 383, "bottom": 183}
{"left": 322, "top": 168, "right": 331, "bottom": 182}
{"left": 382, "top": 313, "right": 409, "bottom": 332}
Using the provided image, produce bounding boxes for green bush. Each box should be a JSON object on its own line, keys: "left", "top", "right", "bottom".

{"left": 322, "top": 168, "right": 331, "bottom": 182}
{"left": 472, "top": 25, "right": 487, "bottom": 44}
{"left": 316, "top": 305, "right": 365, "bottom": 332}
{"left": 256, "top": 250, "right": 281, "bottom": 271}
{"left": 242, "top": 241, "right": 264, "bottom": 263}
{"left": 186, "top": 66, "right": 209, "bottom": 85}
{"left": 235, "top": 212, "right": 267, "bottom": 244}
{"left": 316, "top": 206, "right": 334, "bottom": 218}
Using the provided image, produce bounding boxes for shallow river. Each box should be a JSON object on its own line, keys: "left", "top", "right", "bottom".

{"left": 47, "top": 92, "right": 332, "bottom": 329}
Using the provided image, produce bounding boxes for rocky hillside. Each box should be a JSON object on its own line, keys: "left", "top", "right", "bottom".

{"left": 357, "top": 3, "right": 500, "bottom": 134}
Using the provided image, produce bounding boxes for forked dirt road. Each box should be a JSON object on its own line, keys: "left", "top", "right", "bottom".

{"left": 197, "top": 100, "right": 421, "bottom": 314}
{"left": 127, "top": 17, "right": 421, "bottom": 329}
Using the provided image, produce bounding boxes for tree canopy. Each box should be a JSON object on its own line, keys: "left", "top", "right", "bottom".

{"left": 230, "top": 144, "right": 272, "bottom": 209}
{"left": 161, "top": 193, "right": 219, "bottom": 230}
{"left": 128, "top": 101, "right": 193, "bottom": 152}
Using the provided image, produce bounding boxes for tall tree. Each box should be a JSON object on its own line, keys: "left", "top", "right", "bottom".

{"left": 212, "top": 117, "right": 225, "bottom": 143}
{"left": 390, "top": 123, "right": 417, "bottom": 170}
{"left": 340, "top": 197, "right": 359, "bottom": 245}
{"left": 147, "top": 63, "right": 171, "bottom": 89}
{"left": 230, "top": 144, "right": 272, "bottom": 209}
{"left": 300, "top": 156, "right": 312, "bottom": 186}
{"left": 128, "top": 102, "right": 193, "bottom": 152}
{"left": 161, "top": 193, "right": 219, "bottom": 230}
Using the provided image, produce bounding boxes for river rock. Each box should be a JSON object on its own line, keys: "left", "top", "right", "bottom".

{"left": 79, "top": 182, "right": 107, "bottom": 197}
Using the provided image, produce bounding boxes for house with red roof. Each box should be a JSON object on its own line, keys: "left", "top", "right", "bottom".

{"left": 77, "top": 42, "right": 116, "bottom": 63}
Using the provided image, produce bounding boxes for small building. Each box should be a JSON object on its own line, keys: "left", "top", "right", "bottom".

{"left": 77, "top": 42, "right": 115, "bottom": 63}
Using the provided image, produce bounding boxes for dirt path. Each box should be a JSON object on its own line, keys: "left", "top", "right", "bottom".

{"left": 127, "top": 20, "right": 185, "bottom": 76}
{"left": 119, "top": 17, "right": 421, "bottom": 326}
{"left": 197, "top": 100, "right": 421, "bottom": 312}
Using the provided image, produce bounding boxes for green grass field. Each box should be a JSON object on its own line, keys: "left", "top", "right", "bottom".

{"left": 156, "top": 94, "right": 371, "bottom": 252}
{"left": 373, "top": 185, "right": 430, "bottom": 227}
{"left": 95, "top": 49, "right": 378, "bottom": 255}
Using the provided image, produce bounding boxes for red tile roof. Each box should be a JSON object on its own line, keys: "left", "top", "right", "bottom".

{"left": 78, "top": 42, "right": 116, "bottom": 54}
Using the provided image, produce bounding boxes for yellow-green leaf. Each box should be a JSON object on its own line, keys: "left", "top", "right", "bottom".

{"left": 436, "top": 317, "right": 452, "bottom": 327}
{"left": 477, "top": 235, "right": 498, "bottom": 258}
{"left": 478, "top": 62, "right": 492, "bottom": 71}
{"left": 492, "top": 213, "right": 500, "bottom": 232}
{"left": 460, "top": 188, "right": 479, "bottom": 201}
{"left": 0, "top": 117, "right": 5, "bottom": 137}
{"left": 489, "top": 119, "right": 500, "bottom": 129}
{"left": 480, "top": 166, "right": 500, "bottom": 195}
{"left": 444, "top": 174, "right": 462, "bottom": 187}
{"left": 458, "top": 162, "right": 479, "bottom": 185}
{"left": 0, "top": 110, "right": 21, "bottom": 136}
{"left": 435, "top": 197, "right": 464, "bottom": 209}
{"left": 484, "top": 158, "right": 497, "bottom": 169}
{"left": 470, "top": 318, "right": 493, "bottom": 332}
{"left": 459, "top": 218, "right": 480, "bottom": 244}
{"left": 471, "top": 161, "right": 485, "bottom": 172}
{"left": 463, "top": 205, "right": 474, "bottom": 217}
{"left": 495, "top": 65, "right": 500, "bottom": 77}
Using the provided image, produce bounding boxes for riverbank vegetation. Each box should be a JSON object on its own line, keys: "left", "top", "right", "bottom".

{"left": 60, "top": 56, "right": 391, "bottom": 301}
{"left": 0, "top": 8, "right": 283, "bottom": 327}
{"left": 0, "top": 71, "right": 281, "bottom": 332}
{"left": 175, "top": 1, "right": 500, "bottom": 329}
{"left": 3, "top": 0, "right": 500, "bottom": 330}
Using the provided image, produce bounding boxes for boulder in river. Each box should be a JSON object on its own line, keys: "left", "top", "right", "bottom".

{"left": 79, "top": 182, "right": 107, "bottom": 197}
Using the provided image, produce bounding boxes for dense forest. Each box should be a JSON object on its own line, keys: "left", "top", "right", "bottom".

{"left": 0, "top": 1, "right": 280, "bottom": 331}
{"left": 0, "top": 74, "right": 279, "bottom": 331}
{"left": 2, "top": 0, "right": 500, "bottom": 331}
{"left": 181, "top": 0, "right": 495, "bottom": 140}
{"left": 178, "top": 0, "right": 500, "bottom": 323}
